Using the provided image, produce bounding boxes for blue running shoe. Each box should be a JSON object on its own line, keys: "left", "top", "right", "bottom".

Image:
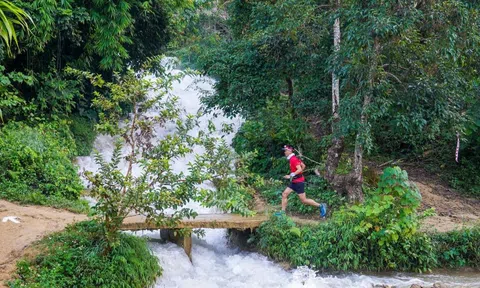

{"left": 319, "top": 203, "right": 327, "bottom": 218}
{"left": 274, "top": 210, "right": 285, "bottom": 217}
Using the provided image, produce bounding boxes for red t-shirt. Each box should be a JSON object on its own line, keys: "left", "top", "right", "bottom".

{"left": 289, "top": 155, "right": 305, "bottom": 183}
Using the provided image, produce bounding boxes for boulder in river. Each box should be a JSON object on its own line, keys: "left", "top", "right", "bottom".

{"left": 410, "top": 283, "right": 447, "bottom": 288}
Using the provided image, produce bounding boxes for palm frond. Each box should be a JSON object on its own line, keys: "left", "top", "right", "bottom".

{"left": 0, "top": 0, "right": 33, "bottom": 55}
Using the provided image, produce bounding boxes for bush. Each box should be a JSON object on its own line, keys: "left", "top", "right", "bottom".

{"left": 8, "top": 221, "right": 162, "bottom": 288}
{"left": 258, "top": 177, "right": 344, "bottom": 215}
{"left": 0, "top": 182, "right": 89, "bottom": 213}
{"left": 432, "top": 227, "right": 480, "bottom": 268}
{"left": 256, "top": 214, "right": 437, "bottom": 272}
{"left": 0, "top": 122, "right": 84, "bottom": 204}
{"left": 69, "top": 114, "right": 97, "bottom": 156}
{"left": 199, "top": 138, "right": 257, "bottom": 216}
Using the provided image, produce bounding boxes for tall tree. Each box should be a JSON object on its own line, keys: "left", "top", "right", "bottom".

{"left": 325, "top": 0, "right": 347, "bottom": 198}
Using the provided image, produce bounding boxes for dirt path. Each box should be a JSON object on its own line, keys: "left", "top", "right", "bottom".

{"left": 0, "top": 200, "right": 87, "bottom": 287}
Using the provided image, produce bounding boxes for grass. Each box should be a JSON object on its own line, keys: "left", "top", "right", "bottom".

{"left": 8, "top": 220, "right": 162, "bottom": 288}
{"left": 0, "top": 182, "right": 90, "bottom": 214}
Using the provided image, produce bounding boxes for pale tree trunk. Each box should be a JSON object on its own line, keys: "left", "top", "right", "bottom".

{"left": 332, "top": 16, "right": 340, "bottom": 124}
{"left": 324, "top": 7, "right": 361, "bottom": 202}
{"left": 349, "top": 37, "right": 380, "bottom": 202}
{"left": 325, "top": 0, "right": 344, "bottom": 184}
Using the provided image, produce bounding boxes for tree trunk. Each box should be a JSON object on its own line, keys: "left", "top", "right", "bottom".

{"left": 325, "top": 0, "right": 344, "bottom": 184}
{"left": 332, "top": 16, "right": 340, "bottom": 126}
{"left": 349, "top": 37, "right": 380, "bottom": 203}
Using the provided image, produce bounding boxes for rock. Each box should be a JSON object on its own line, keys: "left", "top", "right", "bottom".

{"left": 410, "top": 285, "right": 423, "bottom": 288}
{"left": 433, "top": 283, "right": 446, "bottom": 288}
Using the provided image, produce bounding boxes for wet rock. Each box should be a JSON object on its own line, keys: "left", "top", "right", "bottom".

{"left": 373, "top": 285, "right": 393, "bottom": 288}
{"left": 433, "top": 283, "right": 446, "bottom": 288}
{"left": 410, "top": 285, "right": 423, "bottom": 288}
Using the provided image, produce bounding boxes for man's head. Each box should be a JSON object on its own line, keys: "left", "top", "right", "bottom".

{"left": 282, "top": 145, "right": 294, "bottom": 156}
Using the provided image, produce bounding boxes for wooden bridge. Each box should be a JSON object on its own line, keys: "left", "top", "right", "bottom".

{"left": 120, "top": 213, "right": 269, "bottom": 261}
{"left": 121, "top": 213, "right": 268, "bottom": 231}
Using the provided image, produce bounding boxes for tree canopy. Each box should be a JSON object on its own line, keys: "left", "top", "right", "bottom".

{"left": 181, "top": 0, "right": 480, "bottom": 199}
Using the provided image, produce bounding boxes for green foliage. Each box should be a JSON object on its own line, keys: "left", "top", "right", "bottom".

{"left": 88, "top": 0, "right": 133, "bottom": 71}
{"left": 13, "top": 0, "right": 189, "bottom": 71}
{"left": 0, "top": 182, "right": 89, "bottom": 213}
{"left": 8, "top": 220, "right": 161, "bottom": 288}
{"left": 350, "top": 167, "right": 422, "bottom": 246}
{"left": 0, "top": 122, "right": 83, "bottom": 203}
{"left": 184, "top": 0, "right": 480, "bottom": 199}
{"left": 32, "top": 71, "right": 82, "bottom": 120}
{"left": 191, "top": 0, "right": 331, "bottom": 119}
{"left": 196, "top": 136, "right": 256, "bottom": 216}
{"left": 426, "top": 106, "right": 480, "bottom": 197}
{"left": 0, "top": 64, "right": 34, "bottom": 123}
{"left": 69, "top": 114, "right": 97, "bottom": 156}
{"left": 432, "top": 227, "right": 480, "bottom": 268}
{"left": 126, "top": 1, "right": 171, "bottom": 70}
{"left": 256, "top": 167, "right": 441, "bottom": 272}
{"left": 448, "top": 159, "right": 480, "bottom": 197}
{"left": 256, "top": 213, "right": 437, "bottom": 272}
{"left": 0, "top": 0, "right": 195, "bottom": 126}
{"left": 0, "top": 0, "right": 32, "bottom": 54}
{"left": 259, "top": 177, "right": 343, "bottom": 215}
{"left": 232, "top": 99, "right": 321, "bottom": 178}
{"left": 257, "top": 213, "right": 480, "bottom": 272}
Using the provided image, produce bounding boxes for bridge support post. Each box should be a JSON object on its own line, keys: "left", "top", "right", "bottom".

{"left": 161, "top": 229, "right": 192, "bottom": 262}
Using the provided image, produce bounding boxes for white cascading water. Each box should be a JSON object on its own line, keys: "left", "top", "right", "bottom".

{"left": 76, "top": 63, "right": 480, "bottom": 288}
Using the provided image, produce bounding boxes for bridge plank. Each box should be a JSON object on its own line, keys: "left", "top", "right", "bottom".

{"left": 121, "top": 214, "right": 269, "bottom": 231}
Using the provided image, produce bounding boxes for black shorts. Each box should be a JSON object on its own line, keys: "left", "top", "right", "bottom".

{"left": 288, "top": 182, "right": 305, "bottom": 194}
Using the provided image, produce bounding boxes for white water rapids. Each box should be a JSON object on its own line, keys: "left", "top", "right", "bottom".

{"left": 76, "top": 64, "right": 480, "bottom": 288}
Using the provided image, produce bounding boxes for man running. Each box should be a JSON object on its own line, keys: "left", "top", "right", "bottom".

{"left": 280, "top": 145, "right": 327, "bottom": 218}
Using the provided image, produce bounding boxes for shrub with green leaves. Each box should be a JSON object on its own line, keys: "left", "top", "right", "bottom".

{"left": 8, "top": 220, "right": 162, "bottom": 288}
{"left": 256, "top": 213, "right": 437, "bottom": 272}
{"left": 350, "top": 166, "right": 423, "bottom": 246}
{"left": 196, "top": 137, "right": 258, "bottom": 216}
{"left": 432, "top": 227, "right": 480, "bottom": 268}
{"left": 0, "top": 122, "right": 84, "bottom": 203}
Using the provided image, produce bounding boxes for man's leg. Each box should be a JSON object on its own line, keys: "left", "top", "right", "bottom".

{"left": 281, "top": 187, "right": 293, "bottom": 211}
{"left": 297, "top": 193, "right": 320, "bottom": 208}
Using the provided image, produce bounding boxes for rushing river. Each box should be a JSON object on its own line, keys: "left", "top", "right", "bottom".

{"left": 76, "top": 63, "right": 480, "bottom": 288}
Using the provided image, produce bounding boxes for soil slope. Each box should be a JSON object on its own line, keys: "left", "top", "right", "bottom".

{"left": 0, "top": 200, "right": 86, "bottom": 287}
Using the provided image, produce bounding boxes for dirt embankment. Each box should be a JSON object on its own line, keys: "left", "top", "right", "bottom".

{"left": 0, "top": 200, "right": 87, "bottom": 287}
{"left": 400, "top": 165, "right": 480, "bottom": 233}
